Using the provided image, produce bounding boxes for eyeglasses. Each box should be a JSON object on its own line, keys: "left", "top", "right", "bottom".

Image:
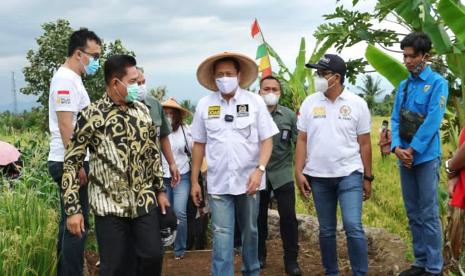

{"left": 315, "top": 70, "right": 334, "bottom": 78}
{"left": 80, "top": 49, "right": 100, "bottom": 60}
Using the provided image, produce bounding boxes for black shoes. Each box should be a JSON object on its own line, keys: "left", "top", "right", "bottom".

{"left": 285, "top": 263, "right": 302, "bottom": 276}
{"left": 422, "top": 272, "right": 442, "bottom": 276}
{"left": 399, "top": 266, "right": 426, "bottom": 276}
{"left": 259, "top": 258, "right": 266, "bottom": 269}
{"left": 399, "top": 266, "right": 443, "bottom": 276}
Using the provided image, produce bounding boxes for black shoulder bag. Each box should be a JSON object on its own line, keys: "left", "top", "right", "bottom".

{"left": 180, "top": 125, "right": 206, "bottom": 208}
{"left": 399, "top": 80, "right": 425, "bottom": 143}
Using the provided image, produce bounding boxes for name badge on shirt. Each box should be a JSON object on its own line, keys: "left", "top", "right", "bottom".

{"left": 236, "top": 104, "right": 249, "bottom": 117}
{"left": 312, "top": 107, "right": 326, "bottom": 118}
{"left": 281, "top": 129, "right": 291, "bottom": 141}
{"left": 208, "top": 105, "right": 221, "bottom": 119}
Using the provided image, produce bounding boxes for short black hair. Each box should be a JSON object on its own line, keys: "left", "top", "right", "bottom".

{"left": 400, "top": 32, "right": 432, "bottom": 55}
{"left": 382, "top": 120, "right": 389, "bottom": 125}
{"left": 104, "top": 55, "right": 137, "bottom": 85}
{"left": 260, "top": 75, "right": 282, "bottom": 90}
{"left": 67, "top": 28, "right": 102, "bottom": 57}
{"left": 213, "top": 57, "right": 240, "bottom": 73}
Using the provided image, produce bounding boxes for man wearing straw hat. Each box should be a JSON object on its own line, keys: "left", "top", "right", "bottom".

{"left": 190, "top": 52, "right": 278, "bottom": 275}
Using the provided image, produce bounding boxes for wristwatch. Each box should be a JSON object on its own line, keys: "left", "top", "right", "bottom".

{"left": 256, "top": 165, "right": 266, "bottom": 173}
{"left": 363, "top": 175, "right": 375, "bottom": 182}
{"left": 445, "top": 159, "right": 454, "bottom": 174}
{"left": 445, "top": 159, "right": 458, "bottom": 178}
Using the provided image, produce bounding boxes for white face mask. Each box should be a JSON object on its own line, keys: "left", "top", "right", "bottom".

{"left": 215, "top": 77, "right": 239, "bottom": 94}
{"left": 314, "top": 74, "right": 337, "bottom": 93}
{"left": 261, "top": 93, "right": 280, "bottom": 106}
{"left": 137, "top": 84, "right": 148, "bottom": 101}
{"left": 314, "top": 76, "right": 329, "bottom": 93}
{"left": 166, "top": 116, "right": 173, "bottom": 126}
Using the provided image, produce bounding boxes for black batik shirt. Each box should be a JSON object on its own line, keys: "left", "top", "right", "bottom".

{"left": 61, "top": 94, "right": 164, "bottom": 218}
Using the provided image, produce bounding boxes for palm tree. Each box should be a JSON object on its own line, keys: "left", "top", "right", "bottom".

{"left": 357, "top": 75, "right": 385, "bottom": 111}
{"left": 149, "top": 86, "right": 167, "bottom": 101}
{"left": 180, "top": 99, "right": 195, "bottom": 113}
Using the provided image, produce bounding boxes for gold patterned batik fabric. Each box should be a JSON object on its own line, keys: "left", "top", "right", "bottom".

{"left": 61, "top": 94, "right": 164, "bottom": 218}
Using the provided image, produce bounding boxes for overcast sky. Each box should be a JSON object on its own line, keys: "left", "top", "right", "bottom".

{"left": 1, "top": 0, "right": 399, "bottom": 110}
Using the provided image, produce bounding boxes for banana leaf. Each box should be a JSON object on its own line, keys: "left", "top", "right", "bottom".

{"left": 438, "top": 0, "right": 465, "bottom": 45}
{"left": 421, "top": 0, "right": 452, "bottom": 54}
{"left": 396, "top": 0, "right": 422, "bottom": 29}
{"left": 365, "top": 44, "right": 409, "bottom": 87}
{"left": 265, "top": 42, "right": 291, "bottom": 78}
{"left": 309, "top": 36, "right": 338, "bottom": 64}
{"left": 446, "top": 52, "right": 465, "bottom": 79}
{"left": 289, "top": 38, "right": 308, "bottom": 109}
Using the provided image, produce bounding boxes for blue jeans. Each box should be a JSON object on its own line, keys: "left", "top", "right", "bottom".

{"left": 48, "top": 161, "right": 89, "bottom": 276}
{"left": 308, "top": 171, "right": 368, "bottom": 276}
{"left": 164, "top": 172, "right": 191, "bottom": 257}
{"left": 209, "top": 193, "right": 260, "bottom": 276}
{"left": 399, "top": 158, "right": 443, "bottom": 273}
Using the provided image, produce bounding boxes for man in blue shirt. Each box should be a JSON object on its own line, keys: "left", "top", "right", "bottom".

{"left": 391, "top": 32, "right": 448, "bottom": 276}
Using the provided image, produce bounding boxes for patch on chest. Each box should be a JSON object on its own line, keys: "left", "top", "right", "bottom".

{"left": 208, "top": 105, "right": 221, "bottom": 119}
{"left": 236, "top": 104, "right": 249, "bottom": 117}
{"left": 312, "top": 106, "right": 326, "bottom": 118}
{"left": 423, "top": 85, "right": 431, "bottom": 93}
{"left": 338, "top": 105, "right": 352, "bottom": 120}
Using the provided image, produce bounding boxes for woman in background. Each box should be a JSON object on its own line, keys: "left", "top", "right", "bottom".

{"left": 161, "top": 97, "right": 192, "bottom": 260}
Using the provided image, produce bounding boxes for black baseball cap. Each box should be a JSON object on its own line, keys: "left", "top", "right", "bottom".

{"left": 159, "top": 206, "right": 178, "bottom": 247}
{"left": 306, "top": 54, "right": 347, "bottom": 78}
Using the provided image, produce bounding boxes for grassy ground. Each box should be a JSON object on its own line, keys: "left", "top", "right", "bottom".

{"left": 0, "top": 129, "right": 59, "bottom": 275}
{"left": 0, "top": 117, "right": 452, "bottom": 274}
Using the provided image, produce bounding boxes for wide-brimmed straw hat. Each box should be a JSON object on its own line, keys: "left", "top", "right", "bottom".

{"left": 161, "top": 97, "right": 191, "bottom": 118}
{"left": 196, "top": 52, "right": 258, "bottom": 92}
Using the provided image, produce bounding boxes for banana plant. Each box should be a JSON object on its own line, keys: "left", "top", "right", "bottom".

{"left": 266, "top": 37, "right": 316, "bottom": 111}
{"left": 364, "top": 44, "right": 409, "bottom": 87}
{"left": 375, "top": 0, "right": 465, "bottom": 129}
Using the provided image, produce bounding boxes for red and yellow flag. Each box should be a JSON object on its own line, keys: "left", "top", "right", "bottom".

{"left": 251, "top": 19, "right": 272, "bottom": 78}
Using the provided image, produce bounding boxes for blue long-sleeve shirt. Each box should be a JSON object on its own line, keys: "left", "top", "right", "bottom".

{"left": 390, "top": 66, "right": 448, "bottom": 165}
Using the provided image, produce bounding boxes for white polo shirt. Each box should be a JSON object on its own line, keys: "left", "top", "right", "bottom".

{"left": 191, "top": 88, "right": 279, "bottom": 195}
{"left": 297, "top": 88, "right": 371, "bottom": 177}
{"left": 48, "top": 67, "right": 90, "bottom": 162}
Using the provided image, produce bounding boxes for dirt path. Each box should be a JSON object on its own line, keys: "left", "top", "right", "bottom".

{"left": 86, "top": 237, "right": 409, "bottom": 275}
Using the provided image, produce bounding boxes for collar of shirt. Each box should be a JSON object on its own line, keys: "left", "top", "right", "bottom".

{"left": 102, "top": 92, "right": 137, "bottom": 112}
{"left": 408, "top": 65, "right": 433, "bottom": 82}
{"left": 271, "top": 105, "right": 284, "bottom": 116}
{"left": 318, "top": 87, "right": 348, "bottom": 102}
{"left": 217, "top": 87, "right": 244, "bottom": 103}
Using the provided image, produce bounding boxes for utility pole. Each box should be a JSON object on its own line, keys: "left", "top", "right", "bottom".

{"left": 12, "top": 71, "right": 17, "bottom": 114}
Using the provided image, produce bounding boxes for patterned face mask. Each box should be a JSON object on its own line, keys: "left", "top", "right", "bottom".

{"left": 411, "top": 55, "right": 426, "bottom": 75}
